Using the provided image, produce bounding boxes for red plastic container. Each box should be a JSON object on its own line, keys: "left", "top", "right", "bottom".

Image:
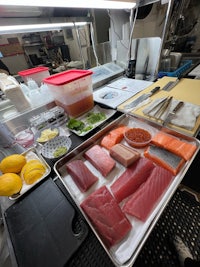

{"left": 18, "top": 66, "right": 50, "bottom": 85}
{"left": 43, "top": 70, "right": 94, "bottom": 117}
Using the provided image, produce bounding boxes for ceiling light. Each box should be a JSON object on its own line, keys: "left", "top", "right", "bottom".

{"left": 0, "top": 22, "right": 88, "bottom": 34}
{"left": 1, "top": 0, "right": 136, "bottom": 10}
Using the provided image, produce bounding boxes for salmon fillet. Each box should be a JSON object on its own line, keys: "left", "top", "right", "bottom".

{"left": 151, "top": 131, "right": 197, "bottom": 161}
{"left": 80, "top": 185, "right": 132, "bottom": 248}
{"left": 110, "top": 157, "right": 155, "bottom": 203}
{"left": 144, "top": 145, "right": 185, "bottom": 175}
{"left": 122, "top": 166, "right": 174, "bottom": 221}
{"left": 100, "top": 125, "right": 129, "bottom": 150}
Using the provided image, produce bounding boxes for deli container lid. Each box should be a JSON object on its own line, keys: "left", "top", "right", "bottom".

{"left": 43, "top": 69, "right": 93, "bottom": 86}
{"left": 18, "top": 66, "right": 49, "bottom": 76}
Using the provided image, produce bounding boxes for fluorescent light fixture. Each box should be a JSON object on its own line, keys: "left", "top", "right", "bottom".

{"left": 0, "top": 22, "right": 88, "bottom": 34}
{"left": 1, "top": 0, "right": 136, "bottom": 9}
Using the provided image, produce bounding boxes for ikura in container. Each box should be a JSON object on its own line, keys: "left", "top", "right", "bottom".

{"left": 18, "top": 66, "right": 50, "bottom": 86}
{"left": 43, "top": 69, "right": 94, "bottom": 118}
{"left": 124, "top": 127, "right": 152, "bottom": 148}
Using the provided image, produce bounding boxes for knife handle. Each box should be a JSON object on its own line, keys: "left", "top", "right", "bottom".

{"left": 150, "top": 86, "right": 160, "bottom": 95}
{"left": 173, "top": 101, "right": 184, "bottom": 112}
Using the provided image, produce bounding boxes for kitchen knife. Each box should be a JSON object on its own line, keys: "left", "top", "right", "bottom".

{"left": 162, "top": 78, "right": 180, "bottom": 91}
{"left": 162, "top": 101, "right": 184, "bottom": 126}
{"left": 124, "top": 86, "right": 160, "bottom": 109}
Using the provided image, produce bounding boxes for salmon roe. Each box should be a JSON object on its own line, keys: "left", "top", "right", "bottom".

{"left": 124, "top": 128, "right": 151, "bottom": 148}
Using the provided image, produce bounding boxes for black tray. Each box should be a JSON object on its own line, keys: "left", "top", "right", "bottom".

{"left": 4, "top": 178, "right": 88, "bottom": 267}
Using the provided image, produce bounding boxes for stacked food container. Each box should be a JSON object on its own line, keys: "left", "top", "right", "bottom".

{"left": 43, "top": 69, "right": 94, "bottom": 118}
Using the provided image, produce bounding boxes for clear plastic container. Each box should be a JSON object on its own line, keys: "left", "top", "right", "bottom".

{"left": 0, "top": 75, "right": 31, "bottom": 112}
{"left": 43, "top": 70, "right": 94, "bottom": 117}
{"left": 18, "top": 66, "right": 50, "bottom": 86}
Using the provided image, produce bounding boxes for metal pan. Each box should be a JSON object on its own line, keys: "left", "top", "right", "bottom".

{"left": 54, "top": 114, "right": 200, "bottom": 267}
{"left": 9, "top": 147, "right": 51, "bottom": 200}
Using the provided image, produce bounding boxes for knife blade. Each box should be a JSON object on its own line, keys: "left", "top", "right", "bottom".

{"left": 162, "top": 78, "right": 180, "bottom": 91}
{"left": 162, "top": 101, "right": 184, "bottom": 126}
{"left": 124, "top": 86, "right": 160, "bottom": 109}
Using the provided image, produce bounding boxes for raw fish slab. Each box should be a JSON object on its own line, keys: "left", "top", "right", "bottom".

{"left": 122, "top": 166, "right": 174, "bottom": 221}
{"left": 84, "top": 144, "right": 116, "bottom": 177}
{"left": 151, "top": 131, "right": 197, "bottom": 161}
{"left": 110, "top": 157, "right": 155, "bottom": 203}
{"left": 66, "top": 160, "right": 98, "bottom": 192}
{"left": 81, "top": 185, "right": 132, "bottom": 248}
{"left": 144, "top": 145, "right": 185, "bottom": 175}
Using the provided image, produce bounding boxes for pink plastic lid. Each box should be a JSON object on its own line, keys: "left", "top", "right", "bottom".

{"left": 18, "top": 66, "right": 49, "bottom": 76}
{"left": 43, "top": 70, "right": 93, "bottom": 85}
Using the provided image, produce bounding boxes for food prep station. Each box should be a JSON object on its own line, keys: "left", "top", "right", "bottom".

{"left": 0, "top": 75, "right": 200, "bottom": 266}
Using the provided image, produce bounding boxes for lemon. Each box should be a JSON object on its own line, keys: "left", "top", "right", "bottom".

{"left": 0, "top": 173, "right": 23, "bottom": 196}
{"left": 37, "top": 128, "right": 58, "bottom": 142}
{"left": 23, "top": 169, "right": 46, "bottom": 185}
{"left": 21, "top": 160, "right": 46, "bottom": 185}
{"left": 0, "top": 154, "right": 26, "bottom": 174}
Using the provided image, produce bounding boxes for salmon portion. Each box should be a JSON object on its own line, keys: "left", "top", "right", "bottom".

{"left": 151, "top": 131, "right": 197, "bottom": 161}
{"left": 80, "top": 185, "right": 132, "bottom": 248}
{"left": 100, "top": 125, "right": 129, "bottom": 150}
{"left": 144, "top": 146, "right": 185, "bottom": 175}
{"left": 122, "top": 166, "right": 174, "bottom": 221}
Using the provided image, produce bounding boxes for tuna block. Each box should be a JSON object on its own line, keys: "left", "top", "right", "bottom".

{"left": 110, "top": 157, "right": 155, "bottom": 203}
{"left": 84, "top": 144, "right": 116, "bottom": 177}
{"left": 122, "top": 165, "right": 174, "bottom": 221}
{"left": 80, "top": 185, "right": 132, "bottom": 248}
{"left": 110, "top": 143, "right": 141, "bottom": 167}
{"left": 66, "top": 160, "right": 98, "bottom": 192}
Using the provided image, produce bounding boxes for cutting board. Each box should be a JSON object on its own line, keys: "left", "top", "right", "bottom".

{"left": 118, "top": 77, "right": 200, "bottom": 136}
{"left": 4, "top": 178, "right": 88, "bottom": 267}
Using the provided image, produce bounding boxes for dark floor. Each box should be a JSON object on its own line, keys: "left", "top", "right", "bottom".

{"left": 132, "top": 148, "right": 200, "bottom": 267}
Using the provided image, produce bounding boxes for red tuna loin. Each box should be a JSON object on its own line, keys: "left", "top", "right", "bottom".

{"left": 84, "top": 144, "right": 116, "bottom": 177}
{"left": 122, "top": 165, "right": 174, "bottom": 221}
{"left": 110, "top": 157, "right": 155, "bottom": 203}
{"left": 66, "top": 160, "right": 98, "bottom": 192}
{"left": 80, "top": 185, "right": 132, "bottom": 248}
{"left": 144, "top": 145, "right": 185, "bottom": 175}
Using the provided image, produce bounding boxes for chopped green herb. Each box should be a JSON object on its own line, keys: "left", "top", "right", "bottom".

{"left": 67, "top": 118, "right": 85, "bottom": 131}
{"left": 86, "top": 112, "right": 106, "bottom": 124}
{"left": 53, "top": 146, "right": 67, "bottom": 158}
{"left": 82, "top": 125, "right": 93, "bottom": 132}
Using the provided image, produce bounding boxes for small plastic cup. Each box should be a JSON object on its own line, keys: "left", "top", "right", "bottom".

{"left": 12, "top": 125, "right": 34, "bottom": 148}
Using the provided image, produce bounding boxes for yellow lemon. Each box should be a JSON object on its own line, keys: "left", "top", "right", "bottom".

{"left": 0, "top": 173, "right": 23, "bottom": 196}
{"left": 20, "top": 159, "right": 46, "bottom": 185}
{"left": 0, "top": 154, "right": 26, "bottom": 174}
{"left": 23, "top": 169, "right": 46, "bottom": 185}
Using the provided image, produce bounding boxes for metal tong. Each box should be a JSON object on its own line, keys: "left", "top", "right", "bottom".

{"left": 146, "top": 96, "right": 173, "bottom": 119}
